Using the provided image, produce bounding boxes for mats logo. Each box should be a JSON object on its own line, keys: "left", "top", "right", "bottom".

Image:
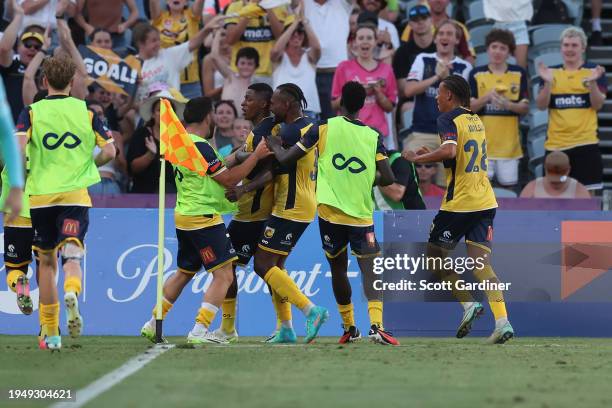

{"left": 62, "top": 219, "right": 80, "bottom": 236}
{"left": 332, "top": 153, "right": 366, "bottom": 174}
{"left": 42, "top": 132, "right": 82, "bottom": 150}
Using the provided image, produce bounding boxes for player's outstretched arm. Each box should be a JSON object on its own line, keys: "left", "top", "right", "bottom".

{"left": 402, "top": 143, "right": 456, "bottom": 164}
{"left": 214, "top": 140, "right": 271, "bottom": 187}
{"left": 95, "top": 143, "right": 117, "bottom": 167}
{"left": 374, "top": 159, "right": 394, "bottom": 186}
{"left": 265, "top": 134, "right": 306, "bottom": 166}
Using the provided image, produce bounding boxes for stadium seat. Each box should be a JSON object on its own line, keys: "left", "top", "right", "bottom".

{"left": 474, "top": 53, "right": 516, "bottom": 67}
{"left": 402, "top": 108, "right": 414, "bottom": 131}
{"left": 493, "top": 187, "right": 518, "bottom": 198}
{"left": 527, "top": 134, "right": 546, "bottom": 168}
{"left": 530, "top": 52, "right": 563, "bottom": 82}
{"left": 465, "top": 1, "right": 491, "bottom": 29}
{"left": 534, "top": 163, "right": 544, "bottom": 178}
{"left": 529, "top": 110, "right": 549, "bottom": 137}
{"left": 528, "top": 25, "right": 570, "bottom": 62}
{"left": 470, "top": 24, "right": 493, "bottom": 53}
{"left": 562, "top": 0, "right": 584, "bottom": 26}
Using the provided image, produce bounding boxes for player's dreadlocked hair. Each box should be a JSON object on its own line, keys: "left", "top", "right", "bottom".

{"left": 441, "top": 75, "right": 471, "bottom": 107}
{"left": 277, "top": 83, "right": 308, "bottom": 110}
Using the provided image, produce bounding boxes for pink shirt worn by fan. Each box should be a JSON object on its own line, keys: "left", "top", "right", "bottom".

{"left": 331, "top": 59, "right": 397, "bottom": 137}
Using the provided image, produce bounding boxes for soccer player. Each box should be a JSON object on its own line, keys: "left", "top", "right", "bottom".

{"left": 237, "top": 83, "right": 329, "bottom": 343}
{"left": 0, "top": 75, "right": 28, "bottom": 314}
{"left": 402, "top": 75, "right": 514, "bottom": 344}
{"left": 268, "top": 82, "right": 399, "bottom": 345}
{"left": 18, "top": 55, "right": 116, "bottom": 351}
{"left": 213, "top": 83, "right": 294, "bottom": 343}
{"left": 140, "top": 96, "right": 271, "bottom": 345}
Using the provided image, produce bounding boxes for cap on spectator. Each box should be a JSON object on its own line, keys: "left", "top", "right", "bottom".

{"left": 408, "top": 4, "right": 431, "bottom": 21}
{"left": 20, "top": 30, "right": 44, "bottom": 44}
{"left": 139, "top": 87, "right": 187, "bottom": 122}
{"left": 545, "top": 151, "right": 570, "bottom": 183}
{"left": 357, "top": 10, "right": 379, "bottom": 26}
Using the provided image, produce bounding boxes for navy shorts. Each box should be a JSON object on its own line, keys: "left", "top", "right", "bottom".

{"left": 176, "top": 223, "right": 237, "bottom": 274}
{"left": 428, "top": 209, "right": 496, "bottom": 250}
{"left": 318, "top": 217, "right": 380, "bottom": 258}
{"left": 30, "top": 206, "right": 89, "bottom": 252}
{"left": 258, "top": 216, "right": 309, "bottom": 256}
{"left": 227, "top": 219, "right": 266, "bottom": 266}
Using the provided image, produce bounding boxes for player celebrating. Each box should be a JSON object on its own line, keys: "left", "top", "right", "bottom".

{"left": 268, "top": 82, "right": 399, "bottom": 345}
{"left": 140, "top": 96, "right": 271, "bottom": 345}
{"left": 402, "top": 75, "right": 514, "bottom": 344}
{"left": 213, "top": 83, "right": 294, "bottom": 343}
{"left": 17, "top": 55, "right": 116, "bottom": 351}
{"left": 238, "top": 83, "right": 329, "bottom": 343}
{"left": 0, "top": 76, "right": 28, "bottom": 314}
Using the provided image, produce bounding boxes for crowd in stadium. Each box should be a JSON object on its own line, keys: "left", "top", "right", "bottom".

{"left": 0, "top": 0, "right": 608, "bottom": 200}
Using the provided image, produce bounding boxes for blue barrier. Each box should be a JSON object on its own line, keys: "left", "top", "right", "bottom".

{"left": 1, "top": 209, "right": 612, "bottom": 337}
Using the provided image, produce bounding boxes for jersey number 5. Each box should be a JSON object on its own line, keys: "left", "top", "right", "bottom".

{"left": 463, "top": 140, "right": 487, "bottom": 173}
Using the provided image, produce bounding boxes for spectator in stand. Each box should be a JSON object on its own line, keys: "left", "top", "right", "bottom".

{"left": 520, "top": 151, "right": 591, "bottom": 198}
{"left": 332, "top": 23, "right": 397, "bottom": 148}
{"left": 536, "top": 27, "right": 607, "bottom": 192}
{"left": 403, "top": 20, "right": 471, "bottom": 186}
{"left": 373, "top": 150, "right": 426, "bottom": 210}
{"left": 149, "top": 0, "right": 205, "bottom": 98}
{"left": 75, "top": 0, "right": 139, "bottom": 48}
{"left": 202, "top": 27, "right": 230, "bottom": 101}
{"left": 271, "top": 4, "right": 321, "bottom": 120}
{"left": 218, "top": 117, "right": 252, "bottom": 157}
{"left": 212, "top": 40, "right": 259, "bottom": 118}
{"left": 133, "top": 18, "right": 221, "bottom": 103}
{"left": 224, "top": 0, "right": 287, "bottom": 84}
{"left": 356, "top": 11, "right": 393, "bottom": 64}
{"left": 213, "top": 99, "right": 237, "bottom": 152}
{"left": 126, "top": 88, "right": 186, "bottom": 194}
{"left": 347, "top": 7, "right": 361, "bottom": 58}
{"left": 14, "top": 0, "right": 65, "bottom": 32}
{"left": 87, "top": 101, "right": 127, "bottom": 195}
{"left": 416, "top": 162, "right": 445, "bottom": 197}
{"left": 392, "top": 4, "right": 435, "bottom": 125}
{"left": 90, "top": 28, "right": 113, "bottom": 49}
{"left": 400, "top": 0, "right": 475, "bottom": 65}
{"left": 483, "top": 0, "right": 532, "bottom": 69}
{"left": 0, "top": 1, "right": 43, "bottom": 122}
{"left": 469, "top": 29, "right": 528, "bottom": 189}
{"left": 304, "top": 0, "right": 352, "bottom": 120}
{"left": 357, "top": 0, "right": 399, "bottom": 50}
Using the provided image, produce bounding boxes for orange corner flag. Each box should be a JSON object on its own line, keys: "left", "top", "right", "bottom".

{"left": 160, "top": 98, "right": 208, "bottom": 176}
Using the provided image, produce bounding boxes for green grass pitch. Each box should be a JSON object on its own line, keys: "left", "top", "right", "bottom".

{"left": 1, "top": 336, "right": 612, "bottom": 408}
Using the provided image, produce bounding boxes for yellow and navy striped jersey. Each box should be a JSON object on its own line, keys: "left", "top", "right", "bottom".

{"left": 540, "top": 63, "right": 608, "bottom": 150}
{"left": 468, "top": 64, "right": 528, "bottom": 159}
{"left": 272, "top": 117, "right": 316, "bottom": 222}
{"left": 234, "top": 116, "right": 280, "bottom": 222}
{"left": 438, "top": 107, "right": 497, "bottom": 212}
{"left": 298, "top": 116, "right": 387, "bottom": 226}
{"left": 16, "top": 95, "right": 113, "bottom": 208}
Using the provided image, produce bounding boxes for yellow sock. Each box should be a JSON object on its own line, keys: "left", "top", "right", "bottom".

{"left": 337, "top": 303, "right": 355, "bottom": 331}
{"left": 263, "top": 266, "right": 310, "bottom": 310}
{"left": 368, "top": 300, "right": 383, "bottom": 328}
{"left": 151, "top": 297, "right": 173, "bottom": 320}
{"left": 40, "top": 303, "right": 60, "bottom": 336}
{"left": 6, "top": 270, "right": 25, "bottom": 293}
{"left": 64, "top": 276, "right": 82, "bottom": 296}
{"left": 221, "top": 298, "right": 237, "bottom": 333}
{"left": 272, "top": 289, "right": 292, "bottom": 322}
{"left": 195, "top": 303, "right": 218, "bottom": 328}
{"left": 474, "top": 265, "right": 507, "bottom": 320}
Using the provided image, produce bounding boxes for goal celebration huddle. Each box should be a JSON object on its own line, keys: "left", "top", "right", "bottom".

{"left": 2, "top": 55, "right": 513, "bottom": 352}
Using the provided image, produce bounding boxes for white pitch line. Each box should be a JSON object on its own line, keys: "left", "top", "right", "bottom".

{"left": 50, "top": 344, "right": 175, "bottom": 408}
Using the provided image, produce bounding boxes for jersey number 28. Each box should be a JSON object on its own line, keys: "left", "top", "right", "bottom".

{"left": 463, "top": 140, "right": 488, "bottom": 173}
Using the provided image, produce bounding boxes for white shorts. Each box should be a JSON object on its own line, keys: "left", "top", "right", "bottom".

{"left": 493, "top": 21, "right": 530, "bottom": 45}
{"left": 487, "top": 159, "right": 519, "bottom": 186}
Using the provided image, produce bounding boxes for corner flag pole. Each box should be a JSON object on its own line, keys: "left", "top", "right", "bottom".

{"left": 155, "top": 158, "right": 166, "bottom": 343}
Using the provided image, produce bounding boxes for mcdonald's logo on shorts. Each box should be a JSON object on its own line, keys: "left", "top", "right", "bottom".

{"left": 200, "top": 246, "right": 217, "bottom": 264}
{"left": 62, "top": 219, "right": 80, "bottom": 236}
